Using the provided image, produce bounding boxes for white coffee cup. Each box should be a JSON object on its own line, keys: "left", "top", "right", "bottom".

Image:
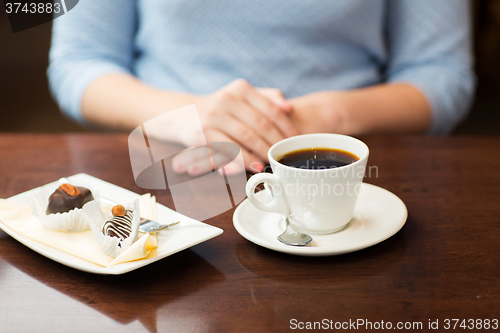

{"left": 245, "top": 134, "right": 369, "bottom": 234}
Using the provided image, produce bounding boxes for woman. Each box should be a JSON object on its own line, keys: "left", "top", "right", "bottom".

{"left": 48, "top": 0, "right": 475, "bottom": 173}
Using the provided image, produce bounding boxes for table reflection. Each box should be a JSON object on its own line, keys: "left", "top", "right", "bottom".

{"left": 235, "top": 226, "right": 407, "bottom": 323}
{"left": 0, "top": 234, "right": 224, "bottom": 333}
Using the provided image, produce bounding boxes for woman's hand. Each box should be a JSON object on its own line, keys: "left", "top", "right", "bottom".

{"left": 173, "top": 79, "right": 299, "bottom": 175}
{"left": 287, "top": 91, "right": 349, "bottom": 135}
{"left": 287, "top": 84, "right": 431, "bottom": 136}
{"left": 81, "top": 74, "right": 300, "bottom": 175}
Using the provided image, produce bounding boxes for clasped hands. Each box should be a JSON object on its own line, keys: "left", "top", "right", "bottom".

{"left": 171, "top": 79, "right": 300, "bottom": 176}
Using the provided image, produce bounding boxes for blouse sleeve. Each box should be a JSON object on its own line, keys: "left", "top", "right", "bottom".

{"left": 47, "top": 0, "right": 137, "bottom": 123}
{"left": 385, "top": 0, "right": 476, "bottom": 134}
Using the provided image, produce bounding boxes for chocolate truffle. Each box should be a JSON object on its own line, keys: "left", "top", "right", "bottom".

{"left": 46, "top": 184, "right": 94, "bottom": 214}
{"left": 102, "top": 205, "right": 134, "bottom": 241}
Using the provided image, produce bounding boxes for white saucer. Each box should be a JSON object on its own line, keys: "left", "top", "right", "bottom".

{"left": 233, "top": 183, "right": 407, "bottom": 256}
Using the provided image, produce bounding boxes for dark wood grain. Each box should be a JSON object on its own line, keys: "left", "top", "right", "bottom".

{"left": 0, "top": 134, "right": 499, "bottom": 333}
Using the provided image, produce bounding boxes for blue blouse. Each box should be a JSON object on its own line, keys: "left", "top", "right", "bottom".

{"left": 48, "top": 0, "right": 475, "bottom": 134}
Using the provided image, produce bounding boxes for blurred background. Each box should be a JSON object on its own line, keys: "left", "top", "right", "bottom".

{"left": 1, "top": 0, "right": 499, "bottom": 134}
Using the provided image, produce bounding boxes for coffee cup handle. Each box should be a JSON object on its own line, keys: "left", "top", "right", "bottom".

{"left": 245, "top": 173, "right": 290, "bottom": 217}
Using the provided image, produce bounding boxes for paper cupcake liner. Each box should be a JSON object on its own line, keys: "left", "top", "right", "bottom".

{"left": 29, "top": 183, "right": 100, "bottom": 233}
{"left": 84, "top": 200, "right": 140, "bottom": 258}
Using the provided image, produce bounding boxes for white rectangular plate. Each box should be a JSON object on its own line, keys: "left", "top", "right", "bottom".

{"left": 0, "top": 173, "right": 223, "bottom": 275}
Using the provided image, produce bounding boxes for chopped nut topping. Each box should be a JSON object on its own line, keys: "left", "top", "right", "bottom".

{"left": 112, "top": 205, "right": 127, "bottom": 217}
{"left": 58, "top": 183, "right": 80, "bottom": 197}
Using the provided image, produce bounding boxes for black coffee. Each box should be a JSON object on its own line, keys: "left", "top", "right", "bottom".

{"left": 277, "top": 148, "right": 359, "bottom": 169}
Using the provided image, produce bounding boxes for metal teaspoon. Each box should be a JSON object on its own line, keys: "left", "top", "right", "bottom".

{"left": 277, "top": 217, "right": 313, "bottom": 246}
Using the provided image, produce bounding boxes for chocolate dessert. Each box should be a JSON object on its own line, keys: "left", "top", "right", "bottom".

{"left": 102, "top": 205, "right": 134, "bottom": 241}
{"left": 46, "top": 183, "right": 94, "bottom": 214}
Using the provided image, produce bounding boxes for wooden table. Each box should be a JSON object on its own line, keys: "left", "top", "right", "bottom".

{"left": 0, "top": 134, "right": 499, "bottom": 332}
